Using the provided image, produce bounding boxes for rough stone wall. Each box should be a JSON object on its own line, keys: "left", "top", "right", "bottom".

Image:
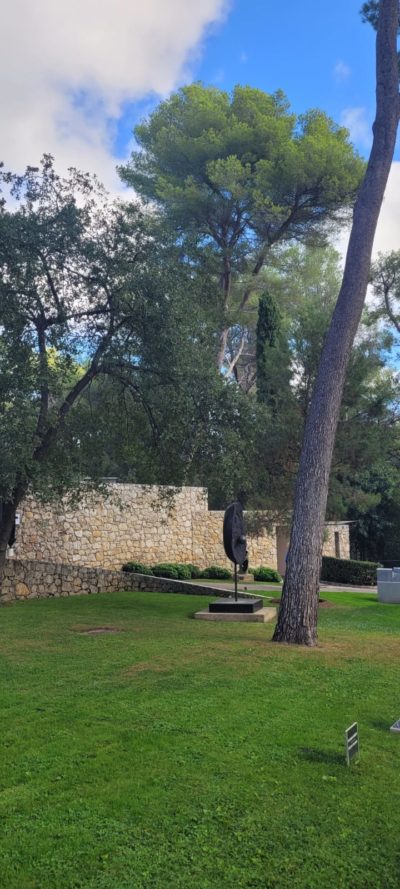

{"left": 0, "top": 559, "right": 227, "bottom": 604}
{"left": 13, "top": 485, "right": 209, "bottom": 570}
{"left": 323, "top": 524, "right": 350, "bottom": 560}
{"left": 192, "top": 511, "right": 277, "bottom": 569}
{"left": 10, "top": 483, "right": 350, "bottom": 573}
{"left": 12, "top": 484, "right": 278, "bottom": 571}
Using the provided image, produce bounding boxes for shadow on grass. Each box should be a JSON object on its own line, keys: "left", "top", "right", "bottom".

{"left": 370, "top": 718, "right": 391, "bottom": 732}
{"left": 298, "top": 747, "right": 344, "bottom": 766}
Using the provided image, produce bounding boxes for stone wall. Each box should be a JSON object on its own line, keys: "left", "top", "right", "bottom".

{"left": 192, "top": 510, "right": 277, "bottom": 569}
{"left": 10, "top": 483, "right": 350, "bottom": 573}
{"left": 324, "top": 523, "right": 350, "bottom": 560}
{"left": 0, "top": 559, "right": 226, "bottom": 604}
{"left": 13, "top": 485, "right": 209, "bottom": 570}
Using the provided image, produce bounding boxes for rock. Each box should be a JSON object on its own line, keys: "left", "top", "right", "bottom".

{"left": 15, "top": 581, "right": 30, "bottom": 598}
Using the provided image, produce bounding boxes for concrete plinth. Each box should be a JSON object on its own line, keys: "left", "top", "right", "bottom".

{"left": 194, "top": 607, "right": 276, "bottom": 623}
{"left": 209, "top": 596, "right": 263, "bottom": 613}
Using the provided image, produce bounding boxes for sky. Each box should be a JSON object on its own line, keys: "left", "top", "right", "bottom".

{"left": 2, "top": 0, "right": 399, "bottom": 256}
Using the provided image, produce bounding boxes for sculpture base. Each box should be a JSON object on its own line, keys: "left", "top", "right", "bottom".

{"left": 195, "top": 606, "right": 276, "bottom": 623}
{"left": 209, "top": 596, "right": 263, "bottom": 613}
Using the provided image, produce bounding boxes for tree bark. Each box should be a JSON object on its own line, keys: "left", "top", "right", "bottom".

{"left": 0, "top": 486, "right": 25, "bottom": 591}
{"left": 216, "top": 253, "right": 233, "bottom": 370}
{"left": 273, "top": 0, "right": 399, "bottom": 646}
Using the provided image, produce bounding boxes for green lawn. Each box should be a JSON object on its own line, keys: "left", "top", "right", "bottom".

{"left": 1, "top": 589, "right": 400, "bottom": 888}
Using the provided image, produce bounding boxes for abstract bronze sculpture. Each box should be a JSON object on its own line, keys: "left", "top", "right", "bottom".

{"left": 208, "top": 500, "right": 262, "bottom": 614}
{"left": 223, "top": 500, "right": 248, "bottom": 601}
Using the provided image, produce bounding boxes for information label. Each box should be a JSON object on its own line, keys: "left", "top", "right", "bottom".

{"left": 345, "top": 722, "right": 359, "bottom": 766}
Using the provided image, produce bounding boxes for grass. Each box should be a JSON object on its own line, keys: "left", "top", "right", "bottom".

{"left": 1, "top": 589, "right": 400, "bottom": 888}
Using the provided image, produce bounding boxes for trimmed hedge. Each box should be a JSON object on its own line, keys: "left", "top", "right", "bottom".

{"left": 122, "top": 561, "right": 152, "bottom": 575}
{"left": 122, "top": 562, "right": 212, "bottom": 580}
{"left": 320, "top": 556, "right": 378, "bottom": 586}
{"left": 253, "top": 566, "right": 282, "bottom": 583}
{"left": 200, "top": 566, "right": 232, "bottom": 580}
{"left": 151, "top": 563, "right": 192, "bottom": 580}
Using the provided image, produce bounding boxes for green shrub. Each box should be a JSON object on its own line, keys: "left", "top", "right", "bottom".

{"left": 253, "top": 566, "right": 282, "bottom": 583}
{"left": 151, "top": 563, "right": 192, "bottom": 580}
{"left": 320, "top": 556, "right": 378, "bottom": 586}
{"left": 122, "top": 561, "right": 152, "bottom": 575}
{"left": 200, "top": 566, "right": 232, "bottom": 580}
{"left": 175, "top": 564, "right": 193, "bottom": 580}
{"left": 186, "top": 564, "right": 202, "bottom": 578}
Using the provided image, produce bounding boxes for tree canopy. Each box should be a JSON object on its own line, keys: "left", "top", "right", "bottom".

{"left": 120, "top": 84, "right": 364, "bottom": 373}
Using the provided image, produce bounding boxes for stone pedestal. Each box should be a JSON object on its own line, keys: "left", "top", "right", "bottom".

{"left": 194, "top": 606, "right": 276, "bottom": 623}
{"left": 209, "top": 596, "right": 263, "bottom": 614}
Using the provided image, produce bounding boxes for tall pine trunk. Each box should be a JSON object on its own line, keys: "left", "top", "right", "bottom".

{"left": 273, "top": 0, "right": 399, "bottom": 645}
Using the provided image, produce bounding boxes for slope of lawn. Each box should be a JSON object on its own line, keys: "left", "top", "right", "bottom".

{"left": 1, "top": 589, "right": 399, "bottom": 889}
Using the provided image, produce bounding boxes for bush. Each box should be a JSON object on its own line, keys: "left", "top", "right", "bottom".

{"left": 175, "top": 564, "right": 194, "bottom": 580}
{"left": 320, "top": 556, "right": 378, "bottom": 586}
{"left": 186, "top": 564, "right": 202, "bottom": 579}
{"left": 200, "top": 566, "right": 232, "bottom": 580}
{"left": 122, "top": 561, "right": 152, "bottom": 575}
{"left": 253, "top": 566, "right": 282, "bottom": 583}
{"left": 151, "top": 563, "right": 192, "bottom": 580}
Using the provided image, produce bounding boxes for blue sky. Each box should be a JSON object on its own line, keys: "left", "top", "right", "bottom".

{"left": 113, "top": 1, "right": 379, "bottom": 161}
{"left": 2, "top": 1, "right": 399, "bottom": 254}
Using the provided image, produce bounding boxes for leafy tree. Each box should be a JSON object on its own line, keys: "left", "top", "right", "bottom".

{"left": 0, "top": 156, "right": 203, "bottom": 585}
{"left": 370, "top": 250, "right": 400, "bottom": 333}
{"left": 273, "top": 0, "right": 399, "bottom": 645}
{"left": 256, "top": 292, "right": 292, "bottom": 414}
{"left": 120, "top": 84, "right": 364, "bottom": 374}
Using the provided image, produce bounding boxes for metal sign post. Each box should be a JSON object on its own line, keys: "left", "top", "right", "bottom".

{"left": 345, "top": 723, "right": 359, "bottom": 766}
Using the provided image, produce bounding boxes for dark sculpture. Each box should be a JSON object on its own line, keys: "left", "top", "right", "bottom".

{"left": 223, "top": 500, "right": 248, "bottom": 601}
{"left": 208, "top": 500, "right": 262, "bottom": 614}
{"left": 223, "top": 501, "right": 247, "bottom": 566}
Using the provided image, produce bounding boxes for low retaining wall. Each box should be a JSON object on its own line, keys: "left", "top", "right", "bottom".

{"left": 0, "top": 559, "right": 228, "bottom": 604}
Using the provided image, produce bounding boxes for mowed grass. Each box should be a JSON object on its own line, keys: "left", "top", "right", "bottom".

{"left": 1, "top": 590, "right": 400, "bottom": 889}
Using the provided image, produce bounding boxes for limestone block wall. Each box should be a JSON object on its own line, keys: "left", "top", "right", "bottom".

{"left": 10, "top": 483, "right": 350, "bottom": 573}
{"left": 193, "top": 511, "right": 277, "bottom": 570}
{"left": 13, "top": 485, "right": 209, "bottom": 571}
{"left": 323, "top": 523, "right": 350, "bottom": 560}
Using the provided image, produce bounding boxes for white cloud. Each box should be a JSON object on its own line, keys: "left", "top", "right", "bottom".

{"left": 333, "top": 60, "right": 351, "bottom": 82}
{"left": 373, "top": 162, "right": 400, "bottom": 256}
{"left": 334, "top": 162, "right": 400, "bottom": 264}
{"left": 1, "top": 0, "right": 229, "bottom": 192}
{"left": 341, "top": 106, "right": 372, "bottom": 149}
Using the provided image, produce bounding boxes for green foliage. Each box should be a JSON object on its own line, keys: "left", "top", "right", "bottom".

{"left": 121, "top": 562, "right": 152, "bottom": 575}
{"left": 252, "top": 566, "right": 282, "bottom": 583}
{"left": 360, "top": 1, "right": 380, "bottom": 28}
{"left": 370, "top": 250, "right": 400, "bottom": 333}
{"left": 186, "top": 564, "right": 202, "bottom": 579}
{"left": 200, "top": 565, "right": 232, "bottom": 580}
{"left": 121, "top": 84, "right": 363, "bottom": 250}
{"left": 321, "top": 556, "right": 378, "bottom": 586}
{"left": 120, "top": 84, "right": 364, "bottom": 375}
{"left": 0, "top": 156, "right": 166, "bottom": 513}
{"left": 151, "top": 563, "right": 192, "bottom": 580}
{"left": 256, "top": 292, "right": 292, "bottom": 412}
